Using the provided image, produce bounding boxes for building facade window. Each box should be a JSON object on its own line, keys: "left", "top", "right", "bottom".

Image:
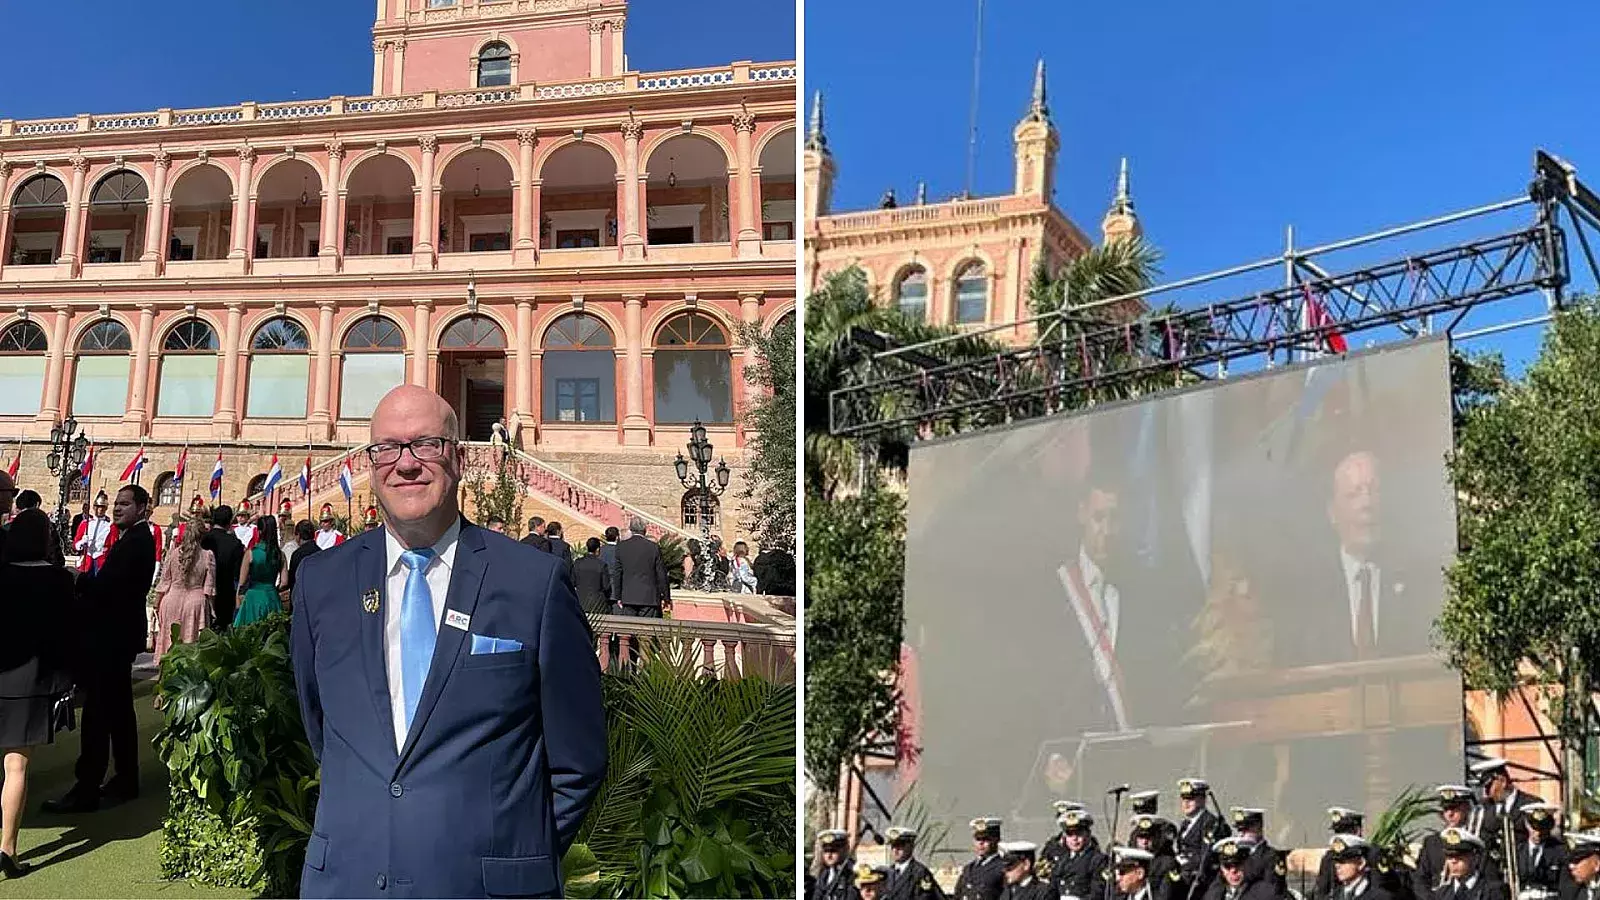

{"left": 341, "top": 316, "right": 406, "bottom": 420}
{"left": 440, "top": 315, "right": 507, "bottom": 349}
{"left": 894, "top": 266, "right": 928, "bottom": 321}
{"left": 542, "top": 313, "right": 615, "bottom": 423}
{"left": 247, "top": 317, "right": 310, "bottom": 419}
{"left": 0, "top": 321, "right": 47, "bottom": 416}
{"left": 681, "top": 489, "right": 720, "bottom": 529}
{"left": 953, "top": 261, "right": 989, "bottom": 324}
{"left": 158, "top": 318, "right": 219, "bottom": 418}
{"left": 155, "top": 471, "right": 182, "bottom": 507}
{"left": 73, "top": 320, "right": 133, "bottom": 417}
{"left": 653, "top": 312, "right": 732, "bottom": 424}
{"left": 86, "top": 171, "right": 149, "bottom": 264}
{"left": 477, "top": 42, "right": 512, "bottom": 88}
{"left": 8, "top": 175, "right": 68, "bottom": 266}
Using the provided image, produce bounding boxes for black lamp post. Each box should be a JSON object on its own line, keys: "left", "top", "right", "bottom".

{"left": 45, "top": 416, "right": 90, "bottom": 557}
{"left": 674, "top": 419, "right": 730, "bottom": 591}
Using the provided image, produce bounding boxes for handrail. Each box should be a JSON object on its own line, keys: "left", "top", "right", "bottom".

{"left": 0, "top": 60, "right": 796, "bottom": 139}
{"left": 462, "top": 443, "right": 695, "bottom": 541}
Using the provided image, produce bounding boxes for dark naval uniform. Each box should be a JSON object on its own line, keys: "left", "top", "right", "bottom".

{"left": 956, "top": 855, "right": 1006, "bottom": 900}
{"left": 1430, "top": 875, "right": 1510, "bottom": 900}
{"left": 1000, "top": 877, "right": 1055, "bottom": 900}
{"left": 1177, "top": 809, "right": 1231, "bottom": 879}
{"left": 1202, "top": 879, "right": 1281, "bottom": 900}
{"left": 1515, "top": 836, "right": 1568, "bottom": 897}
{"left": 884, "top": 859, "right": 946, "bottom": 900}
{"left": 1049, "top": 840, "right": 1111, "bottom": 900}
{"left": 813, "top": 864, "right": 856, "bottom": 900}
{"left": 1330, "top": 876, "right": 1396, "bottom": 900}
{"left": 1241, "top": 841, "right": 1286, "bottom": 897}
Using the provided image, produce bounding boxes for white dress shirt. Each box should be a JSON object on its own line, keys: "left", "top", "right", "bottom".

{"left": 1080, "top": 545, "right": 1120, "bottom": 649}
{"left": 382, "top": 519, "right": 461, "bottom": 753}
{"left": 1341, "top": 547, "right": 1381, "bottom": 646}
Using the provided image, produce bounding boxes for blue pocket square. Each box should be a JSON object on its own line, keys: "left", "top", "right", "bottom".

{"left": 469, "top": 634, "right": 524, "bottom": 655}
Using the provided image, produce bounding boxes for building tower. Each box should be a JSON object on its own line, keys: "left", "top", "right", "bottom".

{"left": 1100, "top": 157, "right": 1142, "bottom": 244}
{"left": 371, "top": 0, "right": 629, "bottom": 96}
{"left": 1012, "top": 59, "right": 1059, "bottom": 203}
{"left": 804, "top": 91, "right": 837, "bottom": 221}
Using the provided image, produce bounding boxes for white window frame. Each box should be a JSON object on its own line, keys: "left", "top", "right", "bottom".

{"left": 171, "top": 226, "right": 201, "bottom": 254}
{"left": 379, "top": 219, "right": 414, "bottom": 246}
{"left": 545, "top": 209, "right": 609, "bottom": 234}
{"left": 87, "top": 229, "right": 131, "bottom": 261}
{"left": 458, "top": 214, "right": 513, "bottom": 249}
{"left": 255, "top": 223, "right": 277, "bottom": 258}
{"left": 298, "top": 223, "right": 321, "bottom": 257}
{"left": 762, "top": 199, "right": 795, "bottom": 226}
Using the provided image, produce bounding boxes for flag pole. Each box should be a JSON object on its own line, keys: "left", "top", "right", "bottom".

{"left": 306, "top": 438, "right": 313, "bottom": 522}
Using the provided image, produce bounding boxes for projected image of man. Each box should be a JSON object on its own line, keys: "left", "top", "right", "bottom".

{"left": 1056, "top": 476, "right": 1129, "bottom": 730}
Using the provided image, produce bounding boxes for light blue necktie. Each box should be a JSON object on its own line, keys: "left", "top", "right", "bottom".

{"left": 399, "top": 548, "right": 437, "bottom": 734}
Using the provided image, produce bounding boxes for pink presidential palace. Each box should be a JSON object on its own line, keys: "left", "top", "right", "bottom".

{"left": 804, "top": 61, "right": 1139, "bottom": 343}
{"left": 0, "top": 0, "right": 796, "bottom": 540}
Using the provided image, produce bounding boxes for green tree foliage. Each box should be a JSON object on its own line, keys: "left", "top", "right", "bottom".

{"left": 466, "top": 456, "right": 525, "bottom": 536}
{"left": 1441, "top": 300, "right": 1600, "bottom": 807}
{"left": 569, "top": 645, "right": 795, "bottom": 898}
{"left": 804, "top": 489, "right": 906, "bottom": 797}
{"left": 739, "top": 315, "right": 796, "bottom": 553}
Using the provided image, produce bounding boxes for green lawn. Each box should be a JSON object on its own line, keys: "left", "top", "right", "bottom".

{"left": 0, "top": 678, "right": 253, "bottom": 899}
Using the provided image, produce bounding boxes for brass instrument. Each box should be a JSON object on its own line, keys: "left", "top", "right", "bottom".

{"left": 1504, "top": 807, "right": 1520, "bottom": 900}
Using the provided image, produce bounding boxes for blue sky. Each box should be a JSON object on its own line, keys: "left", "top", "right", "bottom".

{"left": 0, "top": 0, "right": 794, "bottom": 119}
{"left": 807, "top": 0, "right": 1600, "bottom": 370}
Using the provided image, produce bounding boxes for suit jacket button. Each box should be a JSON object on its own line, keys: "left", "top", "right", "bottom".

{"left": 376, "top": 874, "right": 387, "bottom": 890}
{"left": 390, "top": 782, "right": 402, "bottom": 798}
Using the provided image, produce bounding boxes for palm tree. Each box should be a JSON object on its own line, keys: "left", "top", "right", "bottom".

{"left": 804, "top": 268, "right": 1004, "bottom": 500}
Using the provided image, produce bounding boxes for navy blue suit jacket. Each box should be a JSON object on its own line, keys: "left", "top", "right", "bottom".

{"left": 290, "top": 520, "right": 606, "bottom": 898}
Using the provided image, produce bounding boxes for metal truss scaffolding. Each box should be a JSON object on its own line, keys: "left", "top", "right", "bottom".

{"left": 829, "top": 150, "right": 1600, "bottom": 441}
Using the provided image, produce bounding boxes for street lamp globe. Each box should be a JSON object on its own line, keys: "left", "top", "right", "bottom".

{"left": 714, "top": 457, "right": 730, "bottom": 489}
{"left": 674, "top": 453, "right": 689, "bottom": 483}
{"left": 690, "top": 420, "right": 707, "bottom": 448}
{"left": 45, "top": 448, "right": 59, "bottom": 472}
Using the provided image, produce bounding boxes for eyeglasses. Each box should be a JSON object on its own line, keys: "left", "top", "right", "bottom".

{"left": 365, "top": 437, "right": 455, "bottom": 466}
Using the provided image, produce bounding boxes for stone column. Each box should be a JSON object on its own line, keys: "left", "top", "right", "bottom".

{"left": 310, "top": 300, "right": 336, "bottom": 433}
{"left": 410, "top": 300, "right": 432, "bottom": 385}
{"left": 320, "top": 141, "right": 345, "bottom": 272}
{"left": 0, "top": 162, "right": 10, "bottom": 282}
{"left": 588, "top": 22, "right": 604, "bottom": 77}
{"left": 621, "top": 294, "right": 649, "bottom": 445}
{"left": 372, "top": 39, "right": 387, "bottom": 96}
{"left": 141, "top": 151, "right": 170, "bottom": 272}
{"left": 391, "top": 39, "right": 406, "bottom": 94}
{"left": 37, "top": 306, "right": 70, "bottom": 424}
{"left": 733, "top": 111, "right": 760, "bottom": 256}
{"left": 214, "top": 303, "right": 244, "bottom": 437}
{"left": 609, "top": 18, "right": 625, "bottom": 75}
{"left": 514, "top": 130, "right": 537, "bottom": 264}
{"left": 514, "top": 299, "right": 534, "bottom": 439}
{"left": 229, "top": 147, "right": 256, "bottom": 261}
{"left": 58, "top": 353, "right": 76, "bottom": 419}
{"left": 59, "top": 156, "right": 90, "bottom": 269}
{"left": 620, "top": 118, "right": 645, "bottom": 259}
{"left": 125, "top": 304, "right": 156, "bottom": 431}
{"left": 415, "top": 135, "right": 437, "bottom": 263}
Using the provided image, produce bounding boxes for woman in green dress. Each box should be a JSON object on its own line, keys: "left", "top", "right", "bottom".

{"left": 234, "top": 514, "right": 285, "bottom": 627}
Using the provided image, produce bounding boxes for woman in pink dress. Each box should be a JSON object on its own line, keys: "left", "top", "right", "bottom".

{"left": 153, "top": 520, "right": 215, "bottom": 662}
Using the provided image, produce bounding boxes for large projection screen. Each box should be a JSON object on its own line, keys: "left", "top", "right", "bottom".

{"left": 901, "top": 338, "right": 1462, "bottom": 845}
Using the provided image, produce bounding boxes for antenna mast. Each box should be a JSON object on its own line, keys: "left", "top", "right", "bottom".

{"left": 964, "top": 0, "right": 985, "bottom": 199}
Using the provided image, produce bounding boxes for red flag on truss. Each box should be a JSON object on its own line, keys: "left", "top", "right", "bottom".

{"left": 1303, "top": 284, "right": 1349, "bottom": 354}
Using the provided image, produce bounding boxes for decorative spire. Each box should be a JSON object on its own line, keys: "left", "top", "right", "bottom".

{"left": 916, "top": 182, "right": 928, "bottom": 206}
{"left": 806, "top": 91, "right": 828, "bottom": 152}
{"left": 1027, "top": 58, "right": 1048, "bottom": 121}
{"left": 1109, "top": 157, "right": 1134, "bottom": 215}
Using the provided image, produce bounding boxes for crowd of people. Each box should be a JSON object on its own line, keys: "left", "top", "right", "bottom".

{"left": 811, "top": 762, "right": 1600, "bottom": 900}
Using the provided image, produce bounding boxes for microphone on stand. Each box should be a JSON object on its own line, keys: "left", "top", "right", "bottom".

{"left": 1107, "top": 784, "right": 1131, "bottom": 796}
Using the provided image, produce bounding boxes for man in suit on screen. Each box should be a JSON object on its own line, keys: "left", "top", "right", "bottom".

{"left": 290, "top": 385, "right": 605, "bottom": 898}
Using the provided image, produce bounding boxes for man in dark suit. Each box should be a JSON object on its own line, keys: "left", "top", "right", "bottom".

{"left": 290, "top": 385, "right": 605, "bottom": 898}
{"left": 1176, "top": 778, "right": 1231, "bottom": 897}
{"left": 955, "top": 818, "right": 1007, "bottom": 900}
{"left": 200, "top": 505, "right": 245, "bottom": 631}
{"left": 572, "top": 537, "right": 612, "bottom": 616}
{"left": 1514, "top": 804, "right": 1567, "bottom": 897}
{"left": 1562, "top": 833, "right": 1600, "bottom": 900}
{"left": 599, "top": 526, "right": 620, "bottom": 603}
{"left": 614, "top": 517, "right": 669, "bottom": 617}
{"left": 1431, "top": 829, "right": 1510, "bottom": 900}
{"left": 286, "top": 519, "right": 322, "bottom": 596}
{"left": 883, "top": 827, "right": 945, "bottom": 900}
{"left": 545, "top": 521, "right": 571, "bottom": 564}
{"left": 520, "top": 516, "right": 551, "bottom": 553}
{"left": 752, "top": 544, "right": 796, "bottom": 596}
{"left": 44, "top": 484, "right": 157, "bottom": 813}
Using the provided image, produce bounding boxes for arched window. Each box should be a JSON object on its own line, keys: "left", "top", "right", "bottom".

{"left": 86, "top": 171, "right": 151, "bottom": 264}
{"left": 681, "top": 489, "right": 721, "bottom": 530}
{"left": 477, "top": 42, "right": 512, "bottom": 88}
{"left": 953, "top": 261, "right": 989, "bottom": 325}
{"left": 653, "top": 312, "right": 732, "bottom": 424}
{"left": 73, "top": 320, "right": 133, "bottom": 416}
{"left": 894, "top": 267, "right": 928, "bottom": 321}
{"left": 247, "top": 317, "right": 311, "bottom": 418}
{"left": 8, "top": 175, "right": 68, "bottom": 266}
{"left": 158, "top": 318, "right": 219, "bottom": 418}
{"left": 246, "top": 473, "right": 269, "bottom": 497}
{"left": 542, "top": 313, "right": 616, "bottom": 424}
{"left": 154, "top": 471, "right": 182, "bottom": 507}
{"left": 341, "top": 316, "right": 406, "bottom": 420}
{"left": 0, "top": 321, "right": 47, "bottom": 416}
{"left": 440, "top": 315, "right": 507, "bottom": 349}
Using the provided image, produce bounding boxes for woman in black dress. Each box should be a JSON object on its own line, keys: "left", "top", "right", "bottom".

{"left": 0, "top": 509, "right": 73, "bottom": 878}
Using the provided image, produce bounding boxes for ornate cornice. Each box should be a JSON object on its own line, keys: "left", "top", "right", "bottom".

{"left": 516, "top": 129, "right": 539, "bottom": 148}
{"left": 418, "top": 135, "right": 438, "bottom": 154}
{"left": 70, "top": 155, "right": 90, "bottom": 174}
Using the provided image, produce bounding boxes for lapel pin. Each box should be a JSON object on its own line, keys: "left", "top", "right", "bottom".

{"left": 362, "top": 588, "right": 381, "bottom": 614}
